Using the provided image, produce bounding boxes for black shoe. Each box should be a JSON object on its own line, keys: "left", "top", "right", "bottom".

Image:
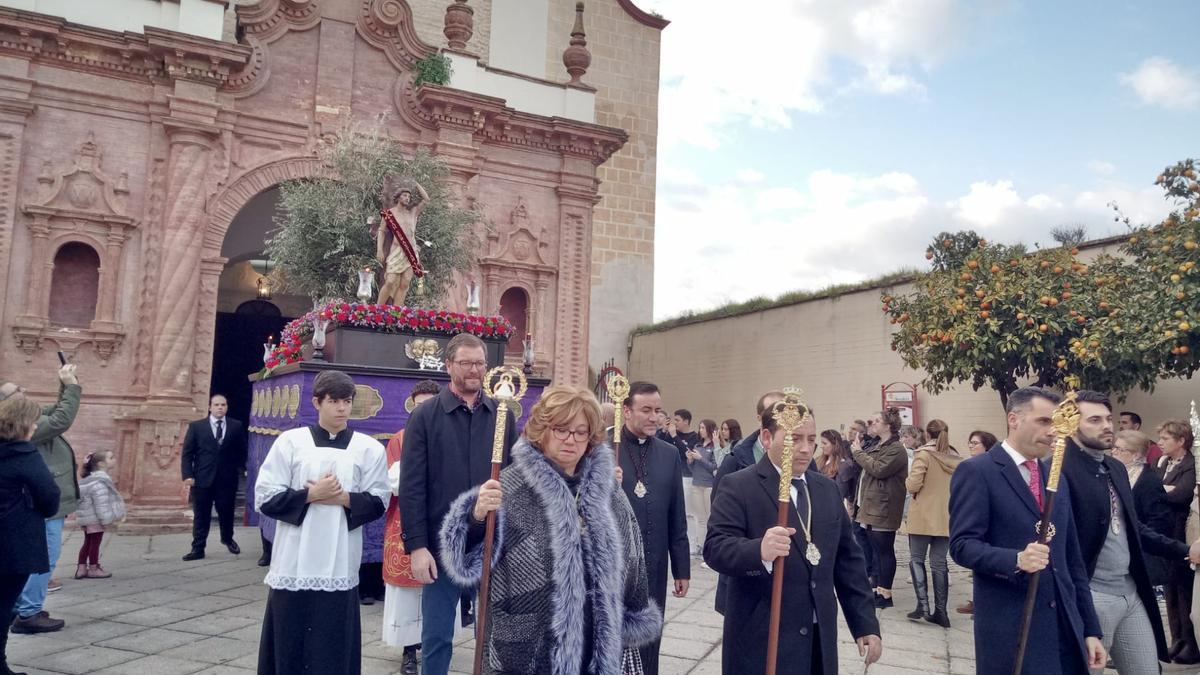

{"left": 925, "top": 609, "right": 951, "bottom": 628}
{"left": 360, "top": 596, "right": 375, "bottom": 606}
{"left": 401, "top": 650, "right": 418, "bottom": 675}
{"left": 873, "top": 593, "right": 893, "bottom": 609}
{"left": 1174, "top": 645, "right": 1200, "bottom": 664}
{"left": 10, "top": 613, "right": 65, "bottom": 634}
{"left": 222, "top": 540, "right": 241, "bottom": 555}
{"left": 182, "top": 549, "right": 205, "bottom": 561}
{"left": 257, "top": 555, "right": 271, "bottom": 567}
{"left": 906, "top": 608, "right": 925, "bottom": 621}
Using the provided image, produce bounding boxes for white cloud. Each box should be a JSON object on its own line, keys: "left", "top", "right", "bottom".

{"left": 736, "top": 168, "right": 766, "bottom": 184}
{"left": 1086, "top": 160, "right": 1116, "bottom": 176}
{"left": 654, "top": 170, "right": 1175, "bottom": 320}
{"left": 1119, "top": 57, "right": 1200, "bottom": 111}
{"left": 952, "top": 180, "right": 1021, "bottom": 227}
{"left": 650, "top": 0, "right": 969, "bottom": 149}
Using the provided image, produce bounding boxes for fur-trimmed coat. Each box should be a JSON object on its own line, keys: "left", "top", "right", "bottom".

{"left": 440, "top": 439, "right": 662, "bottom": 675}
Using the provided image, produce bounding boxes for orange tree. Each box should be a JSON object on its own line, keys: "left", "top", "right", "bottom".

{"left": 1103, "top": 159, "right": 1200, "bottom": 378}
{"left": 882, "top": 231, "right": 1150, "bottom": 409}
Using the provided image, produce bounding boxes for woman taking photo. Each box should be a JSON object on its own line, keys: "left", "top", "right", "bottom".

{"left": 714, "top": 419, "right": 742, "bottom": 468}
{"left": 817, "top": 430, "right": 855, "bottom": 506}
{"left": 0, "top": 395, "right": 61, "bottom": 675}
{"left": 440, "top": 386, "right": 661, "bottom": 674}
{"left": 904, "top": 419, "right": 961, "bottom": 627}
{"left": 686, "top": 420, "right": 718, "bottom": 552}
{"left": 852, "top": 408, "right": 908, "bottom": 609}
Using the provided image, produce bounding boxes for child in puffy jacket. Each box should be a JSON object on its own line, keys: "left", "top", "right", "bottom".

{"left": 74, "top": 451, "right": 125, "bottom": 579}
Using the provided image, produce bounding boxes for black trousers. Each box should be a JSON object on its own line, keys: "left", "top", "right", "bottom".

{"left": 1, "top": 573, "right": 30, "bottom": 670}
{"left": 191, "top": 477, "right": 237, "bottom": 550}
{"left": 1166, "top": 561, "right": 1197, "bottom": 650}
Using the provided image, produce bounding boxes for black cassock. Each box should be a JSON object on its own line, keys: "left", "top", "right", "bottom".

{"left": 616, "top": 427, "right": 690, "bottom": 675}
{"left": 256, "top": 427, "right": 387, "bottom": 675}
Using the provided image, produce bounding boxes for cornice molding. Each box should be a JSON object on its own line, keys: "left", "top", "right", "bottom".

{"left": 615, "top": 0, "right": 669, "bottom": 30}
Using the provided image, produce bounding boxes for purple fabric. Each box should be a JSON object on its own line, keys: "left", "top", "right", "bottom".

{"left": 247, "top": 368, "right": 542, "bottom": 549}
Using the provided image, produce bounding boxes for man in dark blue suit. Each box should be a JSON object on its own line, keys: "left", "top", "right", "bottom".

{"left": 705, "top": 403, "right": 881, "bottom": 673}
{"left": 949, "top": 386, "right": 1106, "bottom": 674}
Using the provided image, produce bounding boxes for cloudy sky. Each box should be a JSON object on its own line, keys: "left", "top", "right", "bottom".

{"left": 639, "top": 0, "right": 1200, "bottom": 320}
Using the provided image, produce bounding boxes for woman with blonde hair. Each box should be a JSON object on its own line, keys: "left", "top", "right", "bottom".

{"left": 904, "top": 418, "right": 961, "bottom": 627}
{"left": 0, "top": 395, "right": 61, "bottom": 675}
{"left": 440, "top": 385, "right": 661, "bottom": 674}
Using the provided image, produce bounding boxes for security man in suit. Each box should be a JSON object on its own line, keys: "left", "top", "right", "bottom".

{"left": 182, "top": 393, "right": 247, "bottom": 560}
{"left": 704, "top": 401, "right": 881, "bottom": 673}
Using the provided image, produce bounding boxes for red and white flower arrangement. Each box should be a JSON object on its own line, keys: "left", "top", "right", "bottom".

{"left": 263, "top": 302, "right": 515, "bottom": 371}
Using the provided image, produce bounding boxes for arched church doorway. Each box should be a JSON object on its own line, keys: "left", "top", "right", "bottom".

{"left": 210, "top": 186, "right": 309, "bottom": 424}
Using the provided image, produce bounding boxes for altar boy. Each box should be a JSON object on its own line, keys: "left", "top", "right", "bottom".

{"left": 255, "top": 370, "right": 391, "bottom": 675}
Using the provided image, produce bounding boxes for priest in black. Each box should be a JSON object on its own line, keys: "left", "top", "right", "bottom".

{"left": 616, "top": 381, "right": 690, "bottom": 675}
{"left": 181, "top": 393, "right": 246, "bottom": 560}
{"left": 704, "top": 403, "right": 881, "bottom": 674}
{"left": 253, "top": 371, "right": 390, "bottom": 675}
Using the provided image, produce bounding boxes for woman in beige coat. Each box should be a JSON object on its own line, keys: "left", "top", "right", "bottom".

{"left": 905, "top": 419, "right": 962, "bottom": 628}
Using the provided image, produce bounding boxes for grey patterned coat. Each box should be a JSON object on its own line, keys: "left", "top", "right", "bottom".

{"left": 441, "top": 439, "right": 661, "bottom": 675}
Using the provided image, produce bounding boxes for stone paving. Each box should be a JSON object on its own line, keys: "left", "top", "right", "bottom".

{"left": 7, "top": 525, "right": 1179, "bottom": 674}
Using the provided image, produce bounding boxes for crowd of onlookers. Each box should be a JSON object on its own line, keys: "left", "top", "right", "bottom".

{"left": 654, "top": 394, "right": 1200, "bottom": 666}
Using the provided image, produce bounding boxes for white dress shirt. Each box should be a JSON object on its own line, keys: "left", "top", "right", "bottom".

{"left": 209, "top": 415, "right": 226, "bottom": 443}
{"left": 1001, "top": 440, "right": 1036, "bottom": 483}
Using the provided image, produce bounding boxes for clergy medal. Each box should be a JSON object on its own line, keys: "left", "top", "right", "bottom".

{"left": 805, "top": 542, "right": 821, "bottom": 566}
{"left": 634, "top": 480, "right": 648, "bottom": 498}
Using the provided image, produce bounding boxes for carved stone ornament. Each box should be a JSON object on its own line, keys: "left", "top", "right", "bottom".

{"left": 444, "top": 0, "right": 474, "bottom": 51}
{"left": 562, "top": 2, "right": 591, "bottom": 86}
{"left": 12, "top": 133, "right": 132, "bottom": 364}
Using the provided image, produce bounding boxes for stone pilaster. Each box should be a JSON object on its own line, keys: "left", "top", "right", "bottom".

{"left": 0, "top": 96, "right": 36, "bottom": 337}
{"left": 554, "top": 182, "right": 600, "bottom": 386}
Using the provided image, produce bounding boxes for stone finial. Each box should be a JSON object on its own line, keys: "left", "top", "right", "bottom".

{"left": 562, "top": 2, "right": 591, "bottom": 86}
{"left": 444, "top": 0, "right": 474, "bottom": 51}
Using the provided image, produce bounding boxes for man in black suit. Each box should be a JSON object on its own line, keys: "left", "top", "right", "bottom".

{"left": 1060, "top": 390, "right": 1199, "bottom": 671}
{"left": 705, "top": 400, "right": 881, "bottom": 673}
{"left": 616, "top": 381, "right": 690, "bottom": 675}
{"left": 181, "top": 393, "right": 246, "bottom": 560}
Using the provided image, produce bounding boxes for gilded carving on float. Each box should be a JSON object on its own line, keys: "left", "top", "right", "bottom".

{"left": 261, "top": 388, "right": 272, "bottom": 418}
{"left": 272, "top": 386, "right": 284, "bottom": 417}
{"left": 287, "top": 384, "right": 300, "bottom": 418}
{"left": 350, "top": 385, "right": 384, "bottom": 420}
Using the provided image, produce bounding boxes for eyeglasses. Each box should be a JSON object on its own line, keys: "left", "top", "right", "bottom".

{"left": 452, "top": 360, "right": 487, "bottom": 371}
{"left": 551, "top": 427, "right": 591, "bottom": 442}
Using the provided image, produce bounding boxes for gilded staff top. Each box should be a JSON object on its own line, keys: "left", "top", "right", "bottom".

{"left": 483, "top": 366, "right": 527, "bottom": 464}
{"left": 771, "top": 387, "right": 810, "bottom": 502}
{"left": 607, "top": 374, "right": 630, "bottom": 404}
{"left": 1046, "top": 391, "right": 1080, "bottom": 491}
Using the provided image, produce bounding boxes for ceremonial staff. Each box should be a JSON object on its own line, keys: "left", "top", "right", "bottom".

{"left": 765, "top": 388, "right": 810, "bottom": 675}
{"left": 608, "top": 374, "right": 630, "bottom": 464}
{"left": 472, "top": 366, "right": 527, "bottom": 675}
{"left": 1011, "top": 391, "right": 1080, "bottom": 675}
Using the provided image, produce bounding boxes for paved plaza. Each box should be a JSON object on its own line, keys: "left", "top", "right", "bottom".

{"left": 10, "top": 525, "right": 1181, "bottom": 674}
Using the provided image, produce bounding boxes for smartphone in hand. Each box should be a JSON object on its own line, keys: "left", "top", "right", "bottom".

{"left": 57, "top": 350, "right": 67, "bottom": 366}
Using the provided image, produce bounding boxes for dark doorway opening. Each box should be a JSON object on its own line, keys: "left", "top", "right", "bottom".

{"left": 210, "top": 301, "right": 291, "bottom": 426}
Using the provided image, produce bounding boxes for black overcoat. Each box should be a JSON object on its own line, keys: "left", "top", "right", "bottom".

{"left": 704, "top": 457, "right": 878, "bottom": 674}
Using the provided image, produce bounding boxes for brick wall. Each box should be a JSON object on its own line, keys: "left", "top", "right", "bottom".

{"left": 545, "top": 0, "right": 661, "bottom": 375}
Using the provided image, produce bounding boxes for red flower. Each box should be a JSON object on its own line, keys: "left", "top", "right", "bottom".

{"left": 336, "top": 312, "right": 349, "bottom": 321}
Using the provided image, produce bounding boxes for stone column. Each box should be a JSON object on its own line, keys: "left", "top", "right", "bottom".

{"left": 94, "top": 224, "right": 126, "bottom": 326}
{"left": 17, "top": 214, "right": 51, "bottom": 326}
{"left": 148, "top": 119, "right": 218, "bottom": 401}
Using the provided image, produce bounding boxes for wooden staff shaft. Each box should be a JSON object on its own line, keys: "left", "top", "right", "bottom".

{"left": 473, "top": 399, "right": 510, "bottom": 675}
{"left": 1011, "top": 489, "right": 1058, "bottom": 675}
{"left": 765, "top": 499, "right": 790, "bottom": 675}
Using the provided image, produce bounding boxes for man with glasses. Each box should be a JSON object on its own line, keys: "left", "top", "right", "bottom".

{"left": 399, "top": 334, "right": 517, "bottom": 675}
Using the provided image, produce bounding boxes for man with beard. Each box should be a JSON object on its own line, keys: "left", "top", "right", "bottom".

{"left": 399, "top": 334, "right": 517, "bottom": 675}
{"left": 949, "top": 386, "right": 1106, "bottom": 674}
{"left": 705, "top": 403, "right": 881, "bottom": 673}
{"left": 616, "top": 381, "right": 689, "bottom": 675}
{"left": 1061, "top": 390, "right": 1200, "bottom": 671}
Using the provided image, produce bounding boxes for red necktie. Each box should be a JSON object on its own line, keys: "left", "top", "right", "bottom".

{"left": 1024, "top": 459, "right": 1043, "bottom": 511}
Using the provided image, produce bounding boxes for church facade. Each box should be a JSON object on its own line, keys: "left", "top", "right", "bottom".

{"left": 0, "top": 0, "right": 663, "bottom": 525}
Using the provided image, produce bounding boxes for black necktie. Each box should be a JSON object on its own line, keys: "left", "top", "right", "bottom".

{"left": 791, "top": 478, "right": 809, "bottom": 522}
{"left": 216, "top": 419, "right": 224, "bottom": 444}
